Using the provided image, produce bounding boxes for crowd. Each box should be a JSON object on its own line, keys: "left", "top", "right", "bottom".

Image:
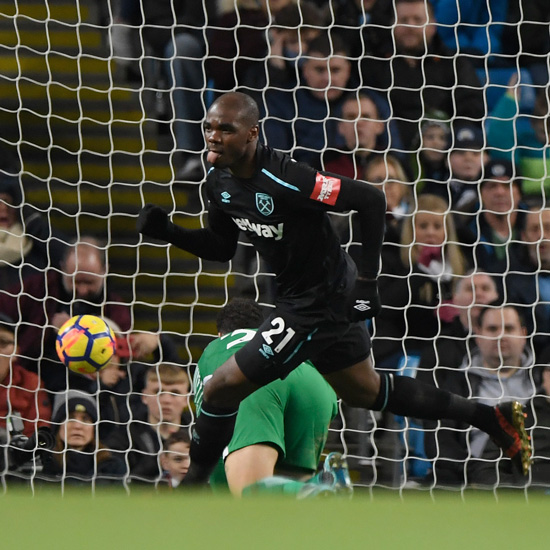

{"left": 1, "top": 0, "right": 550, "bottom": 492}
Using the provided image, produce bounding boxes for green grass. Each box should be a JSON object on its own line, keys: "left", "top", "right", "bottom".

{"left": 1, "top": 487, "right": 548, "bottom": 549}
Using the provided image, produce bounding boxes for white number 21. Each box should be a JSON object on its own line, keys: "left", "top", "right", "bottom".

{"left": 261, "top": 317, "right": 296, "bottom": 354}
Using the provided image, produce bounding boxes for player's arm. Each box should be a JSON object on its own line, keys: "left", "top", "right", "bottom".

{"left": 136, "top": 201, "right": 239, "bottom": 262}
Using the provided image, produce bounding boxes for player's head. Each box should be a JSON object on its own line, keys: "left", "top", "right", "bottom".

{"left": 142, "top": 364, "right": 190, "bottom": 425}
{"left": 61, "top": 237, "right": 107, "bottom": 301}
{"left": 216, "top": 298, "right": 264, "bottom": 336}
{"left": 204, "top": 92, "right": 260, "bottom": 171}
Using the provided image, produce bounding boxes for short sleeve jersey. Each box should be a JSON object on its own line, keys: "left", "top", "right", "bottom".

{"left": 206, "top": 144, "right": 357, "bottom": 313}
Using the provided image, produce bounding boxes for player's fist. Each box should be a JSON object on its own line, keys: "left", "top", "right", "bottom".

{"left": 137, "top": 204, "right": 171, "bottom": 241}
{"left": 349, "top": 278, "right": 381, "bottom": 321}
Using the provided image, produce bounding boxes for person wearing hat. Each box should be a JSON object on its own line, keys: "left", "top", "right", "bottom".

{"left": 0, "top": 175, "right": 68, "bottom": 292}
{"left": 0, "top": 312, "right": 51, "bottom": 443}
{"left": 458, "top": 158, "right": 528, "bottom": 277}
{"left": 40, "top": 390, "right": 126, "bottom": 484}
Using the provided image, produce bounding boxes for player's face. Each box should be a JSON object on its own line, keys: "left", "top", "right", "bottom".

{"left": 338, "top": 96, "right": 383, "bottom": 150}
{"left": 414, "top": 211, "right": 446, "bottom": 246}
{"left": 480, "top": 180, "right": 517, "bottom": 214}
{"left": 476, "top": 308, "right": 526, "bottom": 369}
{"left": 394, "top": 1, "right": 436, "bottom": 54}
{"left": 302, "top": 55, "right": 351, "bottom": 101}
{"left": 60, "top": 411, "right": 94, "bottom": 450}
{"left": 522, "top": 209, "right": 550, "bottom": 269}
{"left": 161, "top": 441, "right": 190, "bottom": 482}
{"left": 204, "top": 105, "right": 258, "bottom": 171}
{"left": 142, "top": 380, "right": 189, "bottom": 424}
{"left": 0, "top": 193, "right": 17, "bottom": 229}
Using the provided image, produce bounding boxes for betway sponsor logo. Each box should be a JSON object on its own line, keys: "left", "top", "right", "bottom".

{"left": 232, "top": 217, "right": 284, "bottom": 240}
{"left": 310, "top": 173, "right": 341, "bottom": 206}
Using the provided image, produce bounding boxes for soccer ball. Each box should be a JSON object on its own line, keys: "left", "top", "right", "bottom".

{"left": 56, "top": 315, "right": 116, "bottom": 374}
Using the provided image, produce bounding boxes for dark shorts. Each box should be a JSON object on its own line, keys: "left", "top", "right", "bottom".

{"left": 235, "top": 308, "right": 371, "bottom": 385}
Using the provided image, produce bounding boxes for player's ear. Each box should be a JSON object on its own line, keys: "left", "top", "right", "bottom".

{"left": 248, "top": 125, "right": 259, "bottom": 142}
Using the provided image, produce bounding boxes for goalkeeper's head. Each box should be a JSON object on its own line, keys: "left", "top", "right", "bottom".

{"left": 216, "top": 298, "right": 265, "bottom": 336}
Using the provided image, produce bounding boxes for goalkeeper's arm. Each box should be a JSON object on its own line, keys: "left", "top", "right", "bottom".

{"left": 136, "top": 203, "right": 239, "bottom": 262}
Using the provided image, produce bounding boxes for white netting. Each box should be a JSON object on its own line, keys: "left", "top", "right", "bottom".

{"left": 1, "top": 0, "right": 549, "bottom": 495}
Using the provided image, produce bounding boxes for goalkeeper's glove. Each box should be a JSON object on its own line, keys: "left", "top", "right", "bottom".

{"left": 136, "top": 204, "right": 172, "bottom": 241}
{"left": 349, "top": 278, "right": 381, "bottom": 321}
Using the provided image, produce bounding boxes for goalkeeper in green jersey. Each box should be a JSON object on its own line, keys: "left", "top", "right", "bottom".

{"left": 193, "top": 298, "right": 352, "bottom": 498}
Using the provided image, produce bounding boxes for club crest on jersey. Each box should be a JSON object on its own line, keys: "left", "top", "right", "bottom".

{"left": 221, "top": 191, "right": 231, "bottom": 203}
{"left": 256, "top": 193, "right": 274, "bottom": 216}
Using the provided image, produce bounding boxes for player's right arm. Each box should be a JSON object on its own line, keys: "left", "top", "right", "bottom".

{"left": 136, "top": 201, "right": 239, "bottom": 262}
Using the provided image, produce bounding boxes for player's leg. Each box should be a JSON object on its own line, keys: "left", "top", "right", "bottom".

{"left": 183, "top": 354, "right": 260, "bottom": 485}
{"left": 323, "top": 357, "right": 531, "bottom": 474}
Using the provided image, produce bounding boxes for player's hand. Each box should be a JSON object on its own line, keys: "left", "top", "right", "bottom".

{"left": 349, "top": 278, "right": 381, "bottom": 321}
{"left": 136, "top": 203, "right": 171, "bottom": 241}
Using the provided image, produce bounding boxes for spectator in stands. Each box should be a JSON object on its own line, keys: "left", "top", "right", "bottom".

{"left": 418, "top": 270, "right": 500, "bottom": 378}
{"left": 374, "top": 194, "right": 467, "bottom": 370}
{"left": 116, "top": 0, "right": 216, "bottom": 182}
{"left": 330, "top": 0, "right": 394, "bottom": 68}
{"left": 413, "top": 109, "right": 451, "bottom": 186}
{"left": 160, "top": 429, "right": 190, "bottom": 488}
{"left": 0, "top": 175, "right": 68, "bottom": 291}
{"left": 0, "top": 237, "right": 131, "bottom": 393}
{"left": 42, "top": 390, "right": 126, "bottom": 484}
{"left": 502, "top": 0, "right": 550, "bottom": 87}
{"left": 423, "top": 303, "right": 550, "bottom": 487}
{"left": 427, "top": 123, "right": 488, "bottom": 215}
{"left": 505, "top": 207, "right": 550, "bottom": 356}
{"left": 95, "top": 322, "right": 181, "bottom": 441}
{"left": 458, "top": 158, "right": 527, "bottom": 276}
{"left": 111, "top": 363, "right": 191, "bottom": 483}
{"left": 322, "top": 91, "right": 399, "bottom": 180}
{"left": 0, "top": 313, "right": 51, "bottom": 443}
{"left": 487, "top": 78, "right": 550, "bottom": 201}
{"left": 361, "top": 0, "right": 485, "bottom": 151}
{"left": 434, "top": 0, "right": 513, "bottom": 69}
{"left": 262, "top": 32, "right": 354, "bottom": 169}
{"left": 206, "top": 0, "right": 270, "bottom": 97}
{"left": 242, "top": 1, "right": 325, "bottom": 98}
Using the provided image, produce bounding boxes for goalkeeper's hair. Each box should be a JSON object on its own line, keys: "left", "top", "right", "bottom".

{"left": 216, "top": 298, "right": 264, "bottom": 335}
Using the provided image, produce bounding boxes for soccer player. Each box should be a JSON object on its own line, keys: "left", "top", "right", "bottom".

{"left": 195, "top": 298, "right": 350, "bottom": 498}
{"left": 137, "top": 91, "right": 532, "bottom": 485}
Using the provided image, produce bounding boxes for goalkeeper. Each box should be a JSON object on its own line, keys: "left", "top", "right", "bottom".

{"left": 137, "top": 91, "right": 532, "bottom": 485}
{"left": 195, "top": 298, "right": 351, "bottom": 498}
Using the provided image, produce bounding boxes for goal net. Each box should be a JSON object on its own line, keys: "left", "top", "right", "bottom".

{"left": 1, "top": 0, "right": 549, "bottom": 494}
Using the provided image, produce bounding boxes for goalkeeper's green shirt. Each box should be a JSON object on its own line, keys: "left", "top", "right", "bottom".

{"left": 194, "top": 328, "right": 338, "bottom": 489}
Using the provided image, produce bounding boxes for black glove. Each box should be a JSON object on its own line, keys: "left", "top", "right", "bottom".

{"left": 349, "top": 278, "right": 381, "bottom": 321}
{"left": 136, "top": 204, "right": 171, "bottom": 241}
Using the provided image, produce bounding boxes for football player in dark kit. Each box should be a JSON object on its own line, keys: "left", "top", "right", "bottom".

{"left": 137, "top": 92, "right": 531, "bottom": 485}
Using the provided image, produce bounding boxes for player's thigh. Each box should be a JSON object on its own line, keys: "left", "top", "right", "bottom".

{"left": 224, "top": 444, "right": 279, "bottom": 497}
{"left": 323, "top": 356, "right": 381, "bottom": 409}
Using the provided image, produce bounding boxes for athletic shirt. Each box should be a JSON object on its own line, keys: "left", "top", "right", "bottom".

{"left": 206, "top": 144, "right": 357, "bottom": 313}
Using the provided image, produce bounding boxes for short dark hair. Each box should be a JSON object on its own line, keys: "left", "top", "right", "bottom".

{"left": 163, "top": 429, "right": 190, "bottom": 450}
{"left": 306, "top": 31, "right": 349, "bottom": 57}
{"left": 216, "top": 298, "right": 264, "bottom": 335}
{"left": 477, "top": 301, "right": 526, "bottom": 329}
